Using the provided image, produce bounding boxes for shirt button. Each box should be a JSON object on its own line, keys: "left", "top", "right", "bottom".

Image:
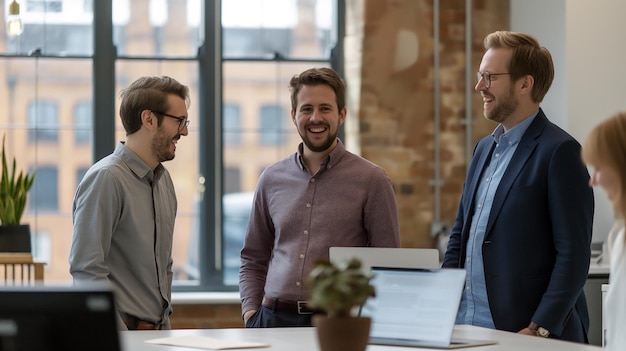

{"left": 296, "top": 282, "right": 301, "bottom": 287}
{"left": 306, "top": 203, "right": 311, "bottom": 208}
{"left": 485, "top": 178, "right": 490, "bottom": 182}
{"left": 310, "top": 178, "right": 316, "bottom": 183}
{"left": 299, "top": 254, "right": 305, "bottom": 259}
{"left": 304, "top": 230, "right": 309, "bottom": 235}
{"left": 495, "top": 153, "right": 500, "bottom": 158}
{"left": 466, "top": 286, "right": 470, "bottom": 291}
{"left": 466, "top": 257, "right": 470, "bottom": 262}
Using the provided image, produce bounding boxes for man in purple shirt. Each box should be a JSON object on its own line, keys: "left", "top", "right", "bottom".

{"left": 239, "top": 67, "right": 400, "bottom": 328}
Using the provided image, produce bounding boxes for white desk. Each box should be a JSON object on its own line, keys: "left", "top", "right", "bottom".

{"left": 122, "top": 325, "right": 602, "bottom": 351}
{"left": 588, "top": 261, "right": 610, "bottom": 276}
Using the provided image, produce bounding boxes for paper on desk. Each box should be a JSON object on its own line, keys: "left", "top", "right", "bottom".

{"left": 145, "top": 335, "right": 270, "bottom": 350}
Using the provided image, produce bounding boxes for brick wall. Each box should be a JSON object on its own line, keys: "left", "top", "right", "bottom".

{"left": 346, "top": 0, "right": 509, "bottom": 248}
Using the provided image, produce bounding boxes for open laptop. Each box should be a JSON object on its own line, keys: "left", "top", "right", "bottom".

{"left": 360, "top": 267, "right": 496, "bottom": 349}
{"left": 329, "top": 247, "right": 440, "bottom": 272}
{"left": 0, "top": 285, "right": 122, "bottom": 351}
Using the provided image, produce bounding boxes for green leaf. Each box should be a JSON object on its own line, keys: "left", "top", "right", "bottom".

{"left": 306, "top": 258, "right": 375, "bottom": 318}
{"left": 0, "top": 134, "right": 36, "bottom": 225}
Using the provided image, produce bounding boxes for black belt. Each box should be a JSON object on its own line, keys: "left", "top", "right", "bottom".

{"left": 262, "top": 295, "right": 322, "bottom": 315}
{"left": 120, "top": 312, "right": 163, "bottom": 330}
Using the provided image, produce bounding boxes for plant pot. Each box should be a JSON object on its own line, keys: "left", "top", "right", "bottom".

{"left": 0, "top": 224, "right": 32, "bottom": 252}
{"left": 313, "top": 315, "right": 371, "bottom": 351}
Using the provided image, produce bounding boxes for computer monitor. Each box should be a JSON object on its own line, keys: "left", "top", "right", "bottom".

{"left": 0, "top": 285, "right": 121, "bottom": 351}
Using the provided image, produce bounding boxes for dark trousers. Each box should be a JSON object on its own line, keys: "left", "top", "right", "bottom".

{"left": 245, "top": 305, "right": 314, "bottom": 328}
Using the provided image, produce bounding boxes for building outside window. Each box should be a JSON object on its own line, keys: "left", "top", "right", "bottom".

{"left": 74, "top": 101, "right": 92, "bottom": 145}
{"left": 27, "top": 101, "right": 58, "bottom": 143}
{"left": 29, "top": 166, "right": 58, "bottom": 211}
{"left": 0, "top": 0, "right": 340, "bottom": 290}
{"left": 223, "top": 104, "right": 241, "bottom": 145}
{"left": 259, "top": 104, "right": 285, "bottom": 145}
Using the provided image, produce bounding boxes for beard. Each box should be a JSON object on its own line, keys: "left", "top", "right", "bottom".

{"left": 298, "top": 123, "right": 338, "bottom": 152}
{"left": 152, "top": 127, "right": 178, "bottom": 162}
{"left": 484, "top": 86, "right": 518, "bottom": 124}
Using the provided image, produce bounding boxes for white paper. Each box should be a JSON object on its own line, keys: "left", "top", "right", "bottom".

{"left": 145, "top": 335, "right": 270, "bottom": 350}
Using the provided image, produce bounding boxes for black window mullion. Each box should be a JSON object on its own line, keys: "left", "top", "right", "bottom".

{"left": 92, "top": 0, "right": 116, "bottom": 163}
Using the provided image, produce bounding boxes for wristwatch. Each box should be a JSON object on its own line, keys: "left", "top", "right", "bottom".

{"left": 528, "top": 322, "right": 550, "bottom": 337}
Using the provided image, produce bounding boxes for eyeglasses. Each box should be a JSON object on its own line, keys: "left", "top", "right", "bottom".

{"left": 476, "top": 71, "right": 511, "bottom": 88}
{"left": 154, "top": 111, "right": 190, "bottom": 132}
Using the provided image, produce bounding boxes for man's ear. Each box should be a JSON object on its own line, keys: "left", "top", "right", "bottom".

{"left": 520, "top": 75, "right": 534, "bottom": 94}
{"left": 338, "top": 107, "right": 347, "bottom": 126}
{"left": 141, "top": 110, "right": 157, "bottom": 131}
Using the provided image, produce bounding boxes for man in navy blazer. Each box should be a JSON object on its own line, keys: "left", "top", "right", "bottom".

{"left": 443, "top": 31, "right": 594, "bottom": 343}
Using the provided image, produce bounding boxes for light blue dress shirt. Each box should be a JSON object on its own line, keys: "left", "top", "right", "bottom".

{"left": 456, "top": 111, "right": 538, "bottom": 328}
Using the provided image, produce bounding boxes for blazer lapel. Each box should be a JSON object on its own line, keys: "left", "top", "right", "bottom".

{"left": 485, "top": 111, "right": 548, "bottom": 237}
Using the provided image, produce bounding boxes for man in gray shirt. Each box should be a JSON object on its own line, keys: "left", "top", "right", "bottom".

{"left": 69, "top": 76, "right": 190, "bottom": 330}
{"left": 239, "top": 67, "right": 400, "bottom": 328}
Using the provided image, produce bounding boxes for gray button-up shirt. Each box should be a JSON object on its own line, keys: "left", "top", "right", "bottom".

{"left": 70, "top": 142, "right": 176, "bottom": 329}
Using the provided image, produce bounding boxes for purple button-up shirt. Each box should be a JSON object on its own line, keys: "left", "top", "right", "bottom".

{"left": 239, "top": 139, "right": 400, "bottom": 316}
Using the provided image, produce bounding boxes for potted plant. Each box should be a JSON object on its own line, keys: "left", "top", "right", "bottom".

{"left": 0, "top": 135, "right": 36, "bottom": 252}
{"left": 306, "top": 258, "right": 375, "bottom": 351}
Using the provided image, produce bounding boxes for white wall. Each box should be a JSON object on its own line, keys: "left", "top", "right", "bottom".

{"left": 511, "top": 0, "right": 567, "bottom": 128}
{"left": 510, "top": 0, "right": 626, "bottom": 243}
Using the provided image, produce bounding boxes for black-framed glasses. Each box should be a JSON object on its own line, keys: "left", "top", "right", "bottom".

{"left": 154, "top": 111, "right": 190, "bottom": 132}
{"left": 476, "top": 71, "right": 511, "bottom": 88}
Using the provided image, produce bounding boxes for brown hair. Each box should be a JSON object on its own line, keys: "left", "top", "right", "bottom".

{"left": 484, "top": 31, "right": 554, "bottom": 103}
{"left": 119, "top": 76, "right": 190, "bottom": 135}
{"left": 582, "top": 111, "right": 626, "bottom": 220}
{"left": 289, "top": 67, "right": 345, "bottom": 112}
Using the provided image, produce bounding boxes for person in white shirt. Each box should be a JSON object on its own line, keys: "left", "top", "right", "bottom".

{"left": 582, "top": 111, "right": 626, "bottom": 351}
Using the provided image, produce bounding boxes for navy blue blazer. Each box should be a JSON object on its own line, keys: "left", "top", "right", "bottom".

{"left": 443, "top": 109, "right": 594, "bottom": 343}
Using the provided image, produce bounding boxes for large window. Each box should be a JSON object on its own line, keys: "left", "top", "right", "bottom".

{"left": 0, "top": 0, "right": 340, "bottom": 290}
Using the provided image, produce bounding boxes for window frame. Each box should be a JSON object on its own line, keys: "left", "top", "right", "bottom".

{"left": 1, "top": 0, "right": 343, "bottom": 292}
{"left": 95, "top": 0, "right": 345, "bottom": 292}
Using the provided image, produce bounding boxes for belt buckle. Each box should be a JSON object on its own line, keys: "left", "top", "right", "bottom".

{"left": 297, "top": 301, "right": 312, "bottom": 315}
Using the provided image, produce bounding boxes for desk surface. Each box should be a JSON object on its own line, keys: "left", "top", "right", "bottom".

{"left": 122, "top": 325, "right": 602, "bottom": 351}
{"left": 588, "top": 260, "right": 610, "bottom": 276}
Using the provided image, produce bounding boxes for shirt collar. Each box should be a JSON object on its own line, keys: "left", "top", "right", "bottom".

{"left": 115, "top": 142, "right": 163, "bottom": 182}
{"left": 296, "top": 138, "right": 346, "bottom": 171}
{"left": 491, "top": 110, "right": 539, "bottom": 145}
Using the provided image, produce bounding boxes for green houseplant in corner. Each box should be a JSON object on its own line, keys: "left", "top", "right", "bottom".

{"left": 306, "top": 258, "right": 375, "bottom": 351}
{"left": 0, "top": 135, "right": 36, "bottom": 252}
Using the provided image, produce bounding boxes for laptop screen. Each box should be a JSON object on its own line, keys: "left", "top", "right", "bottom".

{"left": 360, "top": 267, "right": 467, "bottom": 347}
{"left": 329, "top": 247, "right": 440, "bottom": 272}
{"left": 0, "top": 285, "right": 122, "bottom": 351}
